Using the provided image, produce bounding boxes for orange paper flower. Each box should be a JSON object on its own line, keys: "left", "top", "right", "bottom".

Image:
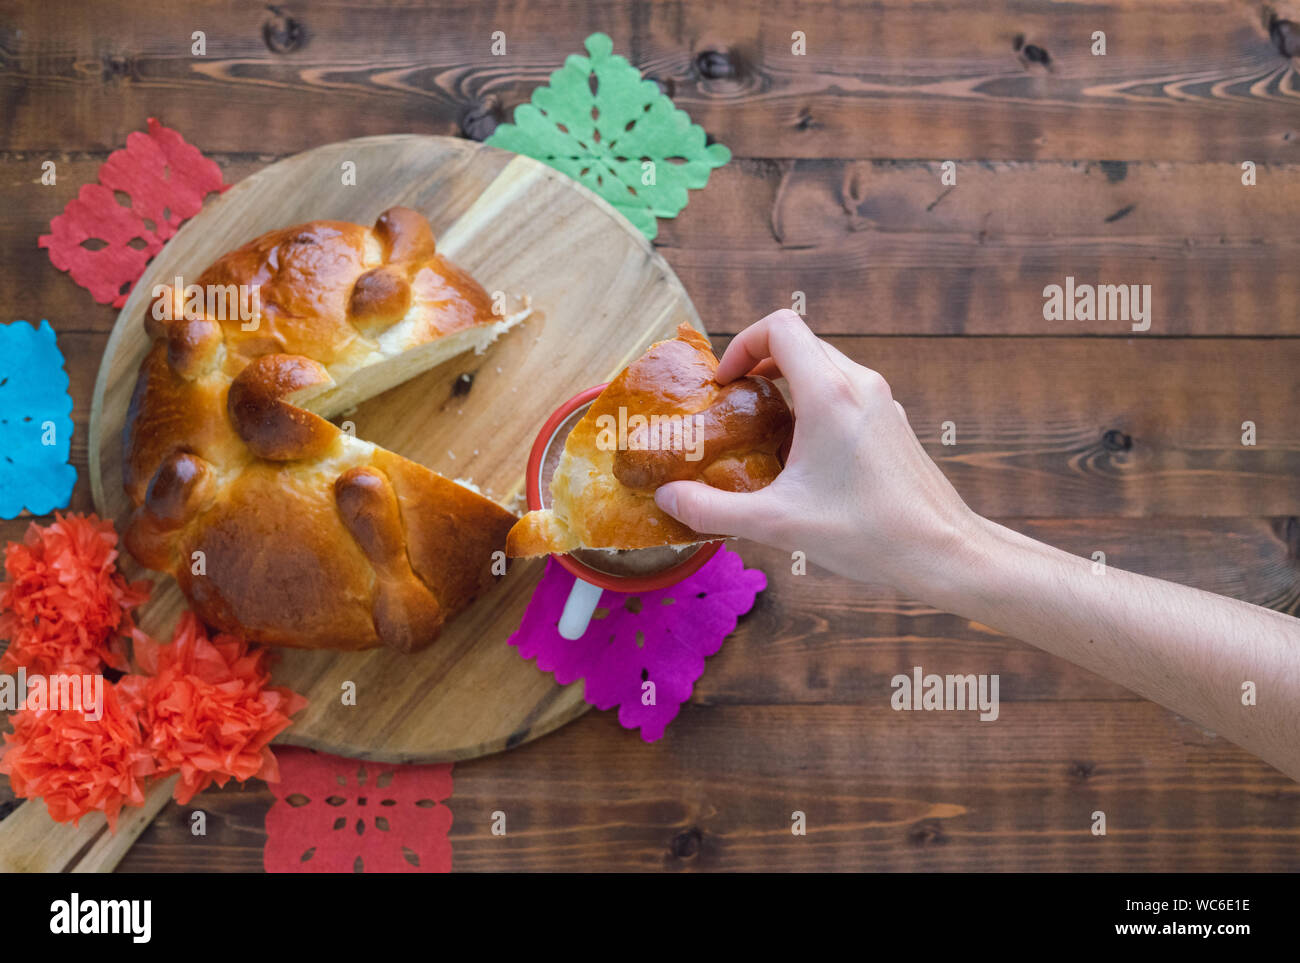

{"left": 0, "top": 513, "right": 150, "bottom": 675}
{"left": 0, "top": 682, "right": 154, "bottom": 830}
{"left": 124, "top": 613, "right": 308, "bottom": 805}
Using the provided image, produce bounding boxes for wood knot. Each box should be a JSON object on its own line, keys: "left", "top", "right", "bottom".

{"left": 1068, "top": 761, "right": 1096, "bottom": 781}
{"left": 101, "top": 53, "right": 132, "bottom": 82}
{"left": 908, "top": 818, "right": 948, "bottom": 846}
{"left": 1270, "top": 16, "right": 1300, "bottom": 58}
{"left": 1022, "top": 43, "right": 1051, "bottom": 66}
{"left": 670, "top": 826, "right": 704, "bottom": 858}
{"left": 695, "top": 48, "right": 738, "bottom": 80}
{"left": 460, "top": 96, "right": 503, "bottom": 142}
{"left": 452, "top": 371, "right": 475, "bottom": 397}
{"left": 1098, "top": 160, "right": 1128, "bottom": 183}
{"left": 263, "top": 5, "right": 306, "bottom": 54}
{"left": 1101, "top": 429, "right": 1132, "bottom": 452}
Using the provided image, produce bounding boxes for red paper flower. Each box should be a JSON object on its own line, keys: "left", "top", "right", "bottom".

{"left": 0, "top": 513, "right": 151, "bottom": 676}
{"left": 124, "top": 613, "right": 308, "bottom": 805}
{"left": 0, "top": 682, "right": 154, "bottom": 830}
{"left": 264, "top": 749, "right": 454, "bottom": 873}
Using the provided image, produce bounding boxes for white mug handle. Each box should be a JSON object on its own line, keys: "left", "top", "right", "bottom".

{"left": 558, "top": 577, "right": 604, "bottom": 639}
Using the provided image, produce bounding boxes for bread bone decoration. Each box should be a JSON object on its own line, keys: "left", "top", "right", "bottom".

{"left": 507, "top": 324, "right": 793, "bottom": 557}
{"left": 123, "top": 207, "right": 527, "bottom": 652}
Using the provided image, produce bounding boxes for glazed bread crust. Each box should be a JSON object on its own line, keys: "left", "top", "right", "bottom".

{"left": 123, "top": 207, "right": 518, "bottom": 652}
{"left": 507, "top": 324, "right": 793, "bottom": 556}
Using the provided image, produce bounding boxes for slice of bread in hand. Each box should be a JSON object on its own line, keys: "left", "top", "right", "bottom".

{"left": 507, "top": 324, "right": 792, "bottom": 557}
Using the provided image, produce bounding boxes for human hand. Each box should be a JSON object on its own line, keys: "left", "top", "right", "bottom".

{"left": 654, "top": 310, "right": 985, "bottom": 594}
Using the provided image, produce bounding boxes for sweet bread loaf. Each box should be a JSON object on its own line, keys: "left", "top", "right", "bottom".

{"left": 507, "top": 324, "right": 792, "bottom": 556}
{"left": 123, "top": 207, "right": 525, "bottom": 652}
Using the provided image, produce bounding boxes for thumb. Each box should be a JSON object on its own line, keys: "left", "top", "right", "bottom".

{"left": 654, "top": 481, "right": 766, "bottom": 540}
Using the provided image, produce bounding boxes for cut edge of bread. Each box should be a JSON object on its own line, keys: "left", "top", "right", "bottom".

{"left": 506, "top": 504, "right": 711, "bottom": 558}
{"left": 295, "top": 306, "right": 531, "bottom": 422}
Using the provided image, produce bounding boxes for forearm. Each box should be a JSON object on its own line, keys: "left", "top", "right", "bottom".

{"left": 913, "top": 516, "right": 1300, "bottom": 781}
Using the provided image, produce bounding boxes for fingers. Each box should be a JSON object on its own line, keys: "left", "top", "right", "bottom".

{"left": 719, "top": 312, "right": 889, "bottom": 406}
{"left": 654, "top": 480, "right": 769, "bottom": 540}
{"left": 715, "top": 310, "right": 839, "bottom": 402}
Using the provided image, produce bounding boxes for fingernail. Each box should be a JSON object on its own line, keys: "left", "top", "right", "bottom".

{"left": 654, "top": 486, "right": 677, "bottom": 517}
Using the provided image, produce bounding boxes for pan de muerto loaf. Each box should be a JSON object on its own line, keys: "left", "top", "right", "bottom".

{"left": 123, "top": 207, "right": 526, "bottom": 652}
{"left": 506, "top": 324, "right": 792, "bottom": 556}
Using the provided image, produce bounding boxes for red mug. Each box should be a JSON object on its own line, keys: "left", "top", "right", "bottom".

{"left": 525, "top": 384, "right": 723, "bottom": 637}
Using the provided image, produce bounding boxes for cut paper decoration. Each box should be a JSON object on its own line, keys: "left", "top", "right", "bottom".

{"left": 0, "top": 681, "right": 154, "bottom": 832}
{"left": 264, "top": 749, "right": 454, "bottom": 873}
{"left": 0, "top": 320, "right": 77, "bottom": 519}
{"left": 122, "top": 612, "right": 309, "bottom": 806}
{"left": 0, "top": 513, "right": 309, "bottom": 829}
{"left": 39, "top": 117, "right": 226, "bottom": 307}
{"left": 508, "top": 544, "right": 765, "bottom": 742}
{"left": 487, "top": 32, "right": 730, "bottom": 239}
{"left": 0, "top": 512, "right": 149, "bottom": 676}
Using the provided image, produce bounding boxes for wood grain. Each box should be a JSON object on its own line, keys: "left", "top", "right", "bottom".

{"left": 89, "top": 134, "right": 705, "bottom": 762}
{"left": 832, "top": 336, "right": 1300, "bottom": 518}
{"left": 10, "top": 156, "right": 1300, "bottom": 338}
{"left": 117, "top": 703, "right": 1300, "bottom": 873}
{"left": 1, "top": 330, "right": 1294, "bottom": 541}
{"left": 3, "top": 0, "right": 1300, "bottom": 162}
{"left": 12, "top": 513, "right": 1294, "bottom": 872}
{"left": 4, "top": 0, "right": 1300, "bottom": 875}
{"left": 697, "top": 519, "right": 1300, "bottom": 706}
{"left": 666, "top": 159, "right": 1300, "bottom": 335}
{"left": 0, "top": 777, "right": 176, "bottom": 872}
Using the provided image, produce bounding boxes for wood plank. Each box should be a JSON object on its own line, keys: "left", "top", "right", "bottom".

{"left": 3, "top": 1, "right": 1299, "bottom": 161}
{"left": 668, "top": 159, "right": 1300, "bottom": 336}
{"left": 16, "top": 519, "right": 1294, "bottom": 871}
{"left": 3, "top": 516, "right": 1293, "bottom": 701}
{"left": 2, "top": 332, "right": 1297, "bottom": 558}
{"left": 811, "top": 335, "right": 1300, "bottom": 518}
{"left": 698, "top": 520, "right": 1300, "bottom": 706}
{"left": 9, "top": 155, "right": 1300, "bottom": 338}
{"left": 0, "top": 777, "right": 176, "bottom": 873}
{"left": 4, "top": 515, "right": 1292, "bottom": 705}
{"left": 116, "top": 703, "right": 1300, "bottom": 872}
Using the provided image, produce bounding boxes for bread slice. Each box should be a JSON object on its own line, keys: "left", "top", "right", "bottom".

{"left": 123, "top": 208, "right": 525, "bottom": 652}
{"left": 507, "top": 324, "right": 792, "bottom": 557}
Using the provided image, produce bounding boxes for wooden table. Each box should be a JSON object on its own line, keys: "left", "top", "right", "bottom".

{"left": 2, "top": 0, "right": 1298, "bottom": 872}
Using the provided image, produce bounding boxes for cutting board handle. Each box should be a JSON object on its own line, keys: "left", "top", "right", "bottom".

{"left": 0, "top": 776, "right": 176, "bottom": 873}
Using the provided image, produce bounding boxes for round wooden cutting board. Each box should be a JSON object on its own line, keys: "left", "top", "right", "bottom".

{"left": 89, "top": 134, "right": 704, "bottom": 763}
